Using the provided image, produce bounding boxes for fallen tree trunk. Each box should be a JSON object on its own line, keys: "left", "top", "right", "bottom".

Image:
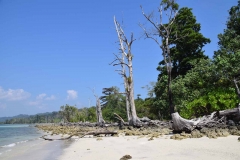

{"left": 172, "top": 106, "right": 240, "bottom": 132}
{"left": 172, "top": 112, "right": 200, "bottom": 132}
{"left": 217, "top": 105, "right": 240, "bottom": 117}
{"left": 41, "top": 131, "right": 118, "bottom": 141}
{"left": 41, "top": 135, "right": 74, "bottom": 141}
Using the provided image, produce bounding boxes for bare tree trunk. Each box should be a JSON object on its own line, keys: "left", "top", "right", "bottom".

{"left": 112, "top": 16, "right": 139, "bottom": 126}
{"left": 125, "top": 95, "right": 131, "bottom": 122}
{"left": 127, "top": 54, "right": 138, "bottom": 125}
{"left": 140, "top": 2, "right": 179, "bottom": 116}
{"left": 168, "top": 69, "right": 174, "bottom": 114}
{"left": 96, "top": 97, "right": 105, "bottom": 124}
{"left": 89, "top": 88, "right": 105, "bottom": 124}
{"left": 234, "top": 78, "right": 240, "bottom": 99}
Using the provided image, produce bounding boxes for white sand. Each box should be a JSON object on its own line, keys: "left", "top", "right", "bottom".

{"left": 59, "top": 135, "right": 240, "bottom": 160}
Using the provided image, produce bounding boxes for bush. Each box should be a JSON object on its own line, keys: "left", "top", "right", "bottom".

{"left": 180, "top": 88, "right": 239, "bottom": 118}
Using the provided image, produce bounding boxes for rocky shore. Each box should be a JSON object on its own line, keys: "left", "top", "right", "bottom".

{"left": 35, "top": 121, "right": 240, "bottom": 141}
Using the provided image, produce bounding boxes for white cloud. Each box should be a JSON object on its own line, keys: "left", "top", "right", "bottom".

{"left": 29, "top": 94, "right": 56, "bottom": 106}
{"left": 45, "top": 95, "right": 56, "bottom": 100}
{"left": 0, "top": 86, "right": 31, "bottom": 101}
{"left": 36, "top": 93, "right": 56, "bottom": 100}
{"left": 36, "top": 93, "right": 47, "bottom": 100}
{"left": 67, "top": 90, "right": 78, "bottom": 100}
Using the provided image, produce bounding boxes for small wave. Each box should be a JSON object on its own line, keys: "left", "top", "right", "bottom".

{"left": 16, "top": 140, "right": 28, "bottom": 144}
{"left": 1, "top": 139, "right": 30, "bottom": 148}
{"left": 2, "top": 143, "right": 16, "bottom": 148}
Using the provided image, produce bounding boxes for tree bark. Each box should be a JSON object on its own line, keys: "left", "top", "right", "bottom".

{"left": 217, "top": 106, "right": 240, "bottom": 117}
{"left": 172, "top": 106, "right": 240, "bottom": 132}
{"left": 90, "top": 88, "right": 105, "bottom": 124}
{"left": 140, "top": 3, "right": 178, "bottom": 116}
{"left": 96, "top": 97, "right": 105, "bottom": 124}
{"left": 171, "top": 112, "right": 200, "bottom": 132}
{"left": 234, "top": 78, "right": 240, "bottom": 99}
{"left": 113, "top": 17, "right": 139, "bottom": 126}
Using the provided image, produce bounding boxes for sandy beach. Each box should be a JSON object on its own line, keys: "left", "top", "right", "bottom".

{"left": 0, "top": 136, "right": 73, "bottom": 160}
{"left": 59, "top": 135, "right": 240, "bottom": 160}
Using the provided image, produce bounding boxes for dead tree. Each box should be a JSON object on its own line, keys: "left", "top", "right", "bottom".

{"left": 111, "top": 16, "right": 139, "bottom": 126}
{"left": 172, "top": 105, "right": 240, "bottom": 132}
{"left": 234, "top": 77, "right": 240, "bottom": 99}
{"left": 89, "top": 88, "right": 105, "bottom": 125}
{"left": 140, "top": 0, "right": 179, "bottom": 115}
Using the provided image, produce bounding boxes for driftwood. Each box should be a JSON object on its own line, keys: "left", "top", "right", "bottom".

{"left": 41, "top": 135, "right": 74, "bottom": 141}
{"left": 172, "top": 112, "right": 200, "bottom": 132}
{"left": 172, "top": 105, "right": 240, "bottom": 132}
{"left": 217, "top": 106, "right": 240, "bottom": 117}
{"left": 41, "top": 131, "right": 118, "bottom": 141}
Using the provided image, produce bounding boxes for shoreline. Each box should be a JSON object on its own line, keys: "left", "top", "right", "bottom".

{"left": 1, "top": 123, "right": 240, "bottom": 160}
{"left": 0, "top": 138, "right": 73, "bottom": 160}
{"left": 0, "top": 125, "right": 74, "bottom": 160}
{"left": 59, "top": 135, "right": 240, "bottom": 160}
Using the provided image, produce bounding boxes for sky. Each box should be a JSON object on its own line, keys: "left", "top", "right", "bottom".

{"left": 0, "top": 0, "right": 237, "bottom": 117}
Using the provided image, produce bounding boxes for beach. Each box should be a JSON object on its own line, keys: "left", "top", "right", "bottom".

{"left": 59, "top": 135, "right": 240, "bottom": 160}
{"left": 0, "top": 124, "right": 73, "bottom": 160}
{"left": 1, "top": 124, "right": 240, "bottom": 160}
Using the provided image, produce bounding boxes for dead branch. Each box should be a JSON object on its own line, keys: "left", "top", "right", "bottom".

{"left": 114, "top": 113, "right": 125, "bottom": 123}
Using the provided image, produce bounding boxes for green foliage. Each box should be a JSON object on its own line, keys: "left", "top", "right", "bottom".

{"left": 85, "top": 107, "right": 97, "bottom": 122}
{"left": 214, "top": 1, "right": 240, "bottom": 82}
{"left": 181, "top": 88, "right": 239, "bottom": 118}
{"left": 161, "top": 0, "right": 179, "bottom": 11}
{"left": 158, "top": 7, "right": 210, "bottom": 79}
{"left": 153, "top": 75, "right": 170, "bottom": 119}
{"left": 101, "top": 86, "right": 127, "bottom": 122}
{"left": 60, "top": 104, "right": 80, "bottom": 122}
{"left": 4, "top": 112, "right": 62, "bottom": 124}
{"left": 135, "top": 98, "right": 158, "bottom": 120}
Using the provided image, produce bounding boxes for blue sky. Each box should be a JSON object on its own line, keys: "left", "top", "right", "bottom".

{"left": 0, "top": 0, "right": 237, "bottom": 117}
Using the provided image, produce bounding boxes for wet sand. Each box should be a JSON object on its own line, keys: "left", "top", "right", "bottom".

{"left": 59, "top": 135, "right": 240, "bottom": 160}
{"left": 0, "top": 136, "right": 73, "bottom": 160}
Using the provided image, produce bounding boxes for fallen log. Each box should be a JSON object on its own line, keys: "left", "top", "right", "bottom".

{"left": 41, "top": 135, "right": 74, "bottom": 141}
{"left": 41, "top": 130, "right": 118, "bottom": 141}
{"left": 79, "top": 131, "right": 118, "bottom": 138}
{"left": 171, "top": 112, "right": 200, "bottom": 132}
{"left": 217, "top": 105, "right": 240, "bottom": 117}
{"left": 172, "top": 106, "right": 240, "bottom": 132}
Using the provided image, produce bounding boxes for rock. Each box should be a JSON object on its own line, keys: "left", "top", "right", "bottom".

{"left": 206, "top": 132, "right": 217, "bottom": 139}
{"left": 139, "top": 117, "right": 151, "bottom": 122}
{"left": 228, "top": 120, "right": 235, "bottom": 126}
{"left": 191, "top": 130, "right": 203, "bottom": 138}
{"left": 127, "top": 126, "right": 134, "bottom": 130}
{"left": 148, "top": 137, "right": 154, "bottom": 141}
{"left": 96, "top": 137, "right": 103, "bottom": 141}
{"left": 170, "top": 134, "right": 186, "bottom": 140}
{"left": 120, "top": 155, "right": 132, "bottom": 160}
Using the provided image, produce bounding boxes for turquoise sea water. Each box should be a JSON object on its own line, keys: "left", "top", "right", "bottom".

{"left": 0, "top": 124, "right": 42, "bottom": 146}
{"left": 0, "top": 124, "right": 42, "bottom": 156}
{"left": 0, "top": 124, "right": 73, "bottom": 160}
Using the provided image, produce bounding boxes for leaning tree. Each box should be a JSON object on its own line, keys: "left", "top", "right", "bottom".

{"left": 111, "top": 16, "right": 139, "bottom": 126}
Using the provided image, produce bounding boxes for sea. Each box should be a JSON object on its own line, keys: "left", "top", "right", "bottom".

{"left": 0, "top": 124, "right": 73, "bottom": 160}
